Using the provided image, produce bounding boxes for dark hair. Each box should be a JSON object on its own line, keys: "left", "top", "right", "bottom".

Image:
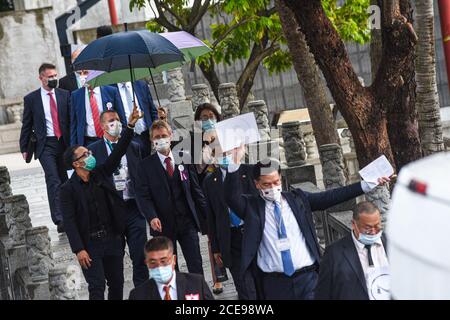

{"left": 353, "top": 201, "right": 380, "bottom": 220}
{"left": 96, "top": 25, "right": 113, "bottom": 39}
{"left": 100, "top": 110, "right": 118, "bottom": 123}
{"left": 144, "top": 236, "right": 174, "bottom": 254}
{"left": 253, "top": 158, "right": 281, "bottom": 180}
{"left": 194, "top": 103, "right": 221, "bottom": 122}
{"left": 63, "top": 145, "right": 82, "bottom": 169}
{"left": 39, "top": 63, "right": 56, "bottom": 75}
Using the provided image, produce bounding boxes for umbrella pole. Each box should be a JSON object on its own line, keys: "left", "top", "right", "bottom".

{"left": 128, "top": 54, "right": 137, "bottom": 108}
{"left": 148, "top": 68, "right": 162, "bottom": 108}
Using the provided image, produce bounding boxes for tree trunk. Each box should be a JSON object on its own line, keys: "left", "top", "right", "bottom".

{"left": 415, "top": 0, "right": 445, "bottom": 155}
{"left": 198, "top": 58, "right": 221, "bottom": 102}
{"left": 275, "top": 0, "right": 340, "bottom": 147}
{"left": 370, "top": 0, "right": 383, "bottom": 83}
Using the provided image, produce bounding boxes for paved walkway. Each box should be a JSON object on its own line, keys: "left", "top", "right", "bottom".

{"left": 1, "top": 152, "right": 238, "bottom": 300}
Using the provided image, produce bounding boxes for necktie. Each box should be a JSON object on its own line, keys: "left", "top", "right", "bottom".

{"left": 164, "top": 157, "right": 174, "bottom": 177}
{"left": 163, "top": 285, "right": 171, "bottom": 300}
{"left": 273, "top": 201, "right": 295, "bottom": 276}
{"left": 47, "top": 92, "right": 62, "bottom": 139}
{"left": 88, "top": 87, "right": 103, "bottom": 138}
{"left": 365, "top": 244, "right": 374, "bottom": 267}
{"left": 229, "top": 209, "right": 243, "bottom": 227}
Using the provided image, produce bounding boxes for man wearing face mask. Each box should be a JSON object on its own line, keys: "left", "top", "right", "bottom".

{"left": 315, "top": 201, "right": 389, "bottom": 300}
{"left": 202, "top": 152, "right": 258, "bottom": 299}
{"left": 59, "top": 47, "right": 87, "bottom": 93}
{"left": 135, "top": 120, "right": 209, "bottom": 276}
{"left": 224, "top": 147, "right": 391, "bottom": 300}
{"left": 20, "top": 63, "right": 71, "bottom": 233}
{"left": 60, "top": 106, "right": 142, "bottom": 300}
{"left": 88, "top": 110, "right": 148, "bottom": 288}
{"left": 129, "top": 236, "right": 213, "bottom": 300}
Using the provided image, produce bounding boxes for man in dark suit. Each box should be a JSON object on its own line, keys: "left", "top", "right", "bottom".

{"left": 60, "top": 106, "right": 141, "bottom": 300}
{"left": 224, "top": 147, "right": 390, "bottom": 300}
{"left": 203, "top": 158, "right": 258, "bottom": 299}
{"left": 135, "top": 120, "right": 209, "bottom": 275}
{"left": 59, "top": 48, "right": 86, "bottom": 93}
{"left": 114, "top": 80, "right": 158, "bottom": 157}
{"left": 129, "top": 236, "right": 214, "bottom": 300}
{"left": 315, "top": 201, "right": 389, "bottom": 300}
{"left": 70, "top": 84, "right": 126, "bottom": 146}
{"left": 89, "top": 110, "right": 148, "bottom": 288}
{"left": 20, "top": 63, "right": 71, "bottom": 232}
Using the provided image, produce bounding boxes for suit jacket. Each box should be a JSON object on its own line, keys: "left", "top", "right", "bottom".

{"left": 60, "top": 127, "right": 134, "bottom": 254}
{"left": 20, "top": 88, "right": 71, "bottom": 159}
{"left": 224, "top": 169, "right": 365, "bottom": 299}
{"left": 58, "top": 73, "right": 79, "bottom": 92}
{"left": 135, "top": 153, "right": 209, "bottom": 238}
{"left": 113, "top": 80, "right": 158, "bottom": 129}
{"left": 70, "top": 86, "right": 126, "bottom": 146}
{"left": 315, "top": 233, "right": 388, "bottom": 300}
{"left": 89, "top": 137, "right": 142, "bottom": 206}
{"left": 128, "top": 272, "right": 214, "bottom": 300}
{"left": 202, "top": 165, "right": 257, "bottom": 267}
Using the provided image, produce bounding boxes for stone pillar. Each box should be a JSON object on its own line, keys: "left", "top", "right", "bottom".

{"left": 319, "top": 143, "right": 348, "bottom": 190}
{"left": 365, "top": 186, "right": 391, "bottom": 216}
{"left": 209, "top": 91, "right": 222, "bottom": 114}
{"left": 0, "top": 166, "right": 13, "bottom": 236}
{"left": 281, "top": 121, "right": 306, "bottom": 166}
{"left": 191, "top": 84, "right": 210, "bottom": 111}
{"left": 167, "top": 67, "right": 186, "bottom": 102}
{"left": 49, "top": 266, "right": 79, "bottom": 300}
{"left": 341, "top": 128, "right": 356, "bottom": 153}
{"left": 4, "top": 195, "right": 32, "bottom": 246}
{"left": 218, "top": 83, "right": 240, "bottom": 120}
{"left": 304, "top": 132, "right": 318, "bottom": 160}
{"left": 25, "top": 226, "right": 53, "bottom": 283}
{"left": 166, "top": 68, "right": 194, "bottom": 133}
{"left": 247, "top": 100, "right": 271, "bottom": 141}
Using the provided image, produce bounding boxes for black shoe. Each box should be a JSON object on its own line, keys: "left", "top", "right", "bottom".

{"left": 57, "top": 222, "right": 65, "bottom": 234}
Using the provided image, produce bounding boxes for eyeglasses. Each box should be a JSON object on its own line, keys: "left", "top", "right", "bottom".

{"left": 74, "top": 150, "right": 92, "bottom": 162}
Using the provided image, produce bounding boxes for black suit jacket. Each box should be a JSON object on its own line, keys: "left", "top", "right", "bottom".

{"left": 315, "top": 233, "right": 388, "bottom": 300}
{"left": 89, "top": 137, "right": 142, "bottom": 205}
{"left": 59, "top": 73, "right": 79, "bottom": 92}
{"left": 20, "top": 88, "right": 71, "bottom": 159}
{"left": 224, "top": 168, "right": 365, "bottom": 299}
{"left": 202, "top": 165, "right": 257, "bottom": 267}
{"left": 129, "top": 272, "right": 214, "bottom": 300}
{"left": 135, "top": 153, "right": 209, "bottom": 238}
{"left": 60, "top": 127, "right": 134, "bottom": 254}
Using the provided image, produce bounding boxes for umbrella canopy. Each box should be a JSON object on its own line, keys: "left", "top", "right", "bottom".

{"left": 85, "top": 31, "right": 211, "bottom": 87}
{"left": 72, "top": 30, "right": 185, "bottom": 72}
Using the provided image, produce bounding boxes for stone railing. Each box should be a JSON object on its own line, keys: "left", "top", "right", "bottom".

{"left": 0, "top": 98, "right": 23, "bottom": 155}
{"left": 0, "top": 166, "right": 77, "bottom": 300}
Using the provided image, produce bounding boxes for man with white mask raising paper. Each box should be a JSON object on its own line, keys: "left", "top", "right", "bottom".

{"left": 224, "top": 145, "right": 391, "bottom": 300}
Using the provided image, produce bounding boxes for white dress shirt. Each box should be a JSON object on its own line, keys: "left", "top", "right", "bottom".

{"left": 157, "top": 150, "right": 174, "bottom": 171}
{"left": 118, "top": 82, "right": 146, "bottom": 134}
{"left": 84, "top": 87, "right": 104, "bottom": 137}
{"left": 40, "top": 87, "right": 57, "bottom": 137}
{"left": 351, "top": 230, "right": 389, "bottom": 292}
{"left": 156, "top": 271, "right": 178, "bottom": 300}
{"left": 104, "top": 138, "right": 131, "bottom": 200}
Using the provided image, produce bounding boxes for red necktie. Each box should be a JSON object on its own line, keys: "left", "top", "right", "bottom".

{"left": 164, "top": 157, "right": 174, "bottom": 177}
{"left": 163, "top": 285, "right": 171, "bottom": 300}
{"left": 47, "top": 92, "right": 62, "bottom": 139}
{"left": 88, "top": 87, "right": 103, "bottom": 138}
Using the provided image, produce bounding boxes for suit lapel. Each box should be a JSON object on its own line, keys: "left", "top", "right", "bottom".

{"left": 176, "top": 272, "right": 186, "bottom": 300}
{"left": 148, "top": 279, "right": 162, "bottom": 300}
{"left": 55, "top": 89, "right": 65, "bottom": 128}
{"left": 342, "top": 234, "right": 368, "bottom": 295}
{"left": 35, "top": 89, "right": 46, "bottom": 129}
{"left": 153, "top": 154, "right": 170, "bottom": 193}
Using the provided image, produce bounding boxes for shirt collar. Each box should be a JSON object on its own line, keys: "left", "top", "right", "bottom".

{"left": 157, "top": 150, "right": 173, "bottom": 164}
{"left": 41, "top": 87, "right": 55, "bottom": 96}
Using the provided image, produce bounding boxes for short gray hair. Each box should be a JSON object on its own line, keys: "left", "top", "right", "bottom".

{"left": 353, "top": 201, "right": 380, "bottom": 220}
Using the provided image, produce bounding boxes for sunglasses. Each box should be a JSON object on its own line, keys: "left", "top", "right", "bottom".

{"left": 74, "top": 150, "right": 92, "bottom": 162}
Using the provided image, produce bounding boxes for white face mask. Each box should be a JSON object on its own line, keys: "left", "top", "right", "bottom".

{"left": 79, "top": 75, "right": 87, "bottom": 87}
{"left": 260, "top": 185, "right": 282, "bottom": 202}
{"left": 154, "top": 138, "right": 171, "bottom": 153}
{"left": 106, "top": 120, "right": 122, "bottom": 137}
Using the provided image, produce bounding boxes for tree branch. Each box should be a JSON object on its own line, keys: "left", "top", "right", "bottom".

{"left": 211, "top": 18, "right": 251, "bottom": 48}
{"left": 187, "top": 0, "right": 211, "bottom": 33}
{"left": 156, "top": 0, "right": 186, "bottom": 27}
{"left": 151, "top": 0, "right": 180, "bottom": 31}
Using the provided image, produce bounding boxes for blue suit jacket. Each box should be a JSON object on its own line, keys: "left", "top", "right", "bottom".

{"left": 224, "top": 169, "right": 365, "bottom": 299}
{"left": 113, "top": 80, "right": 158, "bottom": 130}
{"left": 70, "top": 86, "right": 126, "bottom": 146}
{"left": 89, "top": 136, "right": 143, "bottom": 212}
{"left": 20, "top": 88, "right": 71, "bottom": 159}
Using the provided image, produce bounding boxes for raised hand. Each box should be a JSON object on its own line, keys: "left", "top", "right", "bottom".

{"left": 128, "top": 104, "right": 143, "bottom": 126}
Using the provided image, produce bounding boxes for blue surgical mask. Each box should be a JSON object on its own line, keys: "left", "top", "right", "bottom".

{"left": 202, "top": 119, "right": 216, "bottom": 132}
{"left": 83, "top": 154, "right": 96, "bottom": 171}
{"left": 217, "top": 154, "right": 233, "bottom": 169}
{"left": 358, "top": 231, "right": 382, "bottom": 246}
{"left": 149, "top": 264, "right": 174, "bottom": 284}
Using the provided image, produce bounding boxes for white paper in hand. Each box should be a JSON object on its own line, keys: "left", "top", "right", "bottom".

{"left": 215, "top": 113, "right": 261, "bottom": 152}
{"left": 359, "top": 155, "right": 394, "bottom": 188}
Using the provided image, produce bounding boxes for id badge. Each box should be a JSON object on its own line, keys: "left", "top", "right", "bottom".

{"left": 276, "top": 238, "right": 291, "bottom": 251}
{"left": 113, "top": 168, "right": 127, "bottom": 191}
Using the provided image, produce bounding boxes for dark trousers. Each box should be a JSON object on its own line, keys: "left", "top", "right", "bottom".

{"left": 38, "top": 137, "right": 67, "bottom": 225}
{"left": 84, "top": 136, "right": 101, "bottom": 147}
{"left": 172, "top": 219, "right": 203, "bottom": 275}
{"left": 124, "top": 199, "right": 148, "bottom": 288}
{"left": 261, "top": 268, "right": 318, "bottom": 300}
{"left": 82, "top": 234, "right": 125, "bottom": 300}
{"left": 132, "top": 131, "right": 151, "bottom": 158}
{"left": 229, "top": 227, "right": 247, "bottom": 299}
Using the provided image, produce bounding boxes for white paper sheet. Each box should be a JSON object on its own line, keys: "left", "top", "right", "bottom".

{"left": 214, "top": 112, "right": 261, "bottom": 152}
{"left": 358, "top": 155, "right": 394, "bottom": 187}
